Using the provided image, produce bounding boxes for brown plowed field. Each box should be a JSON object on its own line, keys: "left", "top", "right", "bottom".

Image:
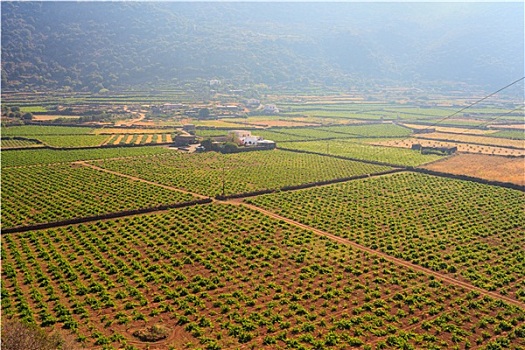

{"left": 422, "top": 153, "right": 525, "bottom": 186}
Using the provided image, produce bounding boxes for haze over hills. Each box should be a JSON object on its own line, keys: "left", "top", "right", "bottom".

{"left": 1, "top": 2, "right": 523, "bottom": 93}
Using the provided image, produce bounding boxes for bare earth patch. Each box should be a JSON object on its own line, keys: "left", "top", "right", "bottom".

{"left": 422, "top": 153, "right": 525, "bottom": 186}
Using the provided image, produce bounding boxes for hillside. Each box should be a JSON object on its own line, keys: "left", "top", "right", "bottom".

{"left": 1, "top": 2, "right": 523, "bottom": 92}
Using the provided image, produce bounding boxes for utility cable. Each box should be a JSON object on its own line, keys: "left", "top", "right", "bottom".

{"left": 475, "top": 105, "right": 524, "bottom": 129}
{"left": 421, "top": 77, "right": 524, "bottom": 132}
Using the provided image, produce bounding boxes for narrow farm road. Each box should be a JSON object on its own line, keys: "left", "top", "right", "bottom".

{"left": 234, "top": 200, "right": 525, "bottom": 310}
{"left": 74, "top": 161, "right": 209, "bottom": 199}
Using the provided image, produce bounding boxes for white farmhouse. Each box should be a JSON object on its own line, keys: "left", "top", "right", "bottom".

{"left": 263, "top": 104, "right": 279, "bottom": 114}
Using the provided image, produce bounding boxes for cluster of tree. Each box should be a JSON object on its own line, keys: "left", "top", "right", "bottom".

{"left": 1, "top": 2, "right": 522, "bottom": 92}
{"left": 200, "top": 138, "right": 239, "bottom": 154}
{"left": 1, "top": 106, "right": 33, "bottom": 120}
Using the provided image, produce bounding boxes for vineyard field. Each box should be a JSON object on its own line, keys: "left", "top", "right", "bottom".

{"left": 490, "top": 130, "right": 525, "bottom": 141}
{"left": 2, "top": 204, "right": 524, "bottom": 349}
{"left": 1, "top": 138, "right": 43, "bottom": 149}
{"left": 279, "top": 140, "right": 443, "bottom": 166}
{"left": 1, "top": 125, "right": 95, "bottom": 136}
{"left": 1, "top": 147, "right": 174, "bottom": 167}
{"left": 247, "top": 172, "right": 525, "bottom": 301}
{"left": 96, "top": 150, "right": 394, "bottom": 197}
{"left": 102, "top": 133, "right": 173, "bottom": 146}
{"left": 36, "top": 135, "right": 109, "bottom": 148}
{"left": 1, "top": 164, "right": 196, "bottom": 228}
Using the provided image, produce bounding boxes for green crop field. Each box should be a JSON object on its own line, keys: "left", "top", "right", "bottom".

{"left": 19, "top": 106, "right": 49, "bottom": 113}
{"left": 318, "top": 124, "right": 412, "bottom": 138}
{"left": 0, "top": 138, "right": 44, "bottom": 149}
{"left": 35, "top": 135, "right": 110, "bottom": 148}
{"left": 490, "top": 130, "right": 525, "bottom": 140}
{"left": 1, "top": 125, "right": 96, "bottom": 136}
{"left": 2, "top": 204, "right": 524, "bottom": 349}
{"left": 247, "top": 172, "right": 525, "bottom": 300}
{"left": 96, "top": 150, "right": 394, "bottom": 197}
{"left": 1, "top": 101, "right": 524, "bottom": 350}
{"left": 279, "top": 140, "right": 442, "bottom": 166}
{"left": 1, "top": 164, "right": 196, "bottom": 228}
{"left": 1, "top": 147, "right": 174, "bottom": 167}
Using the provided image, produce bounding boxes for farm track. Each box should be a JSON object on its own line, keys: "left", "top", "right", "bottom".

{"left": 231, "top": 200, "right": 525, "bottom": 310}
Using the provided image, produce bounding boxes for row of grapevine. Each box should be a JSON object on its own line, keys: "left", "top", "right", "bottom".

{"left": 247, "top": 172, "right": 525, "bottom": 302}
{"left": 1, "top": 164, "right": 196, "bottom": 228}
{"left": 35, "top": 135, "right": 109, "bottom": 148}
{"left": 2, "top": 204, "right": 524, "bottom": 349}
{"left": 1, "top": 138, "right": 43, "bottom": 149}
{"left": 279, "top": 140, "right": 443, "bottom": 166}
{"left": 1, "top": 125, "right": 96, "bottom": 136}
{"left": 1, "top": 146, "right": 173, "bottom": 167}
{"left": 96, "top": 150, "right": 394, "bottom": 197}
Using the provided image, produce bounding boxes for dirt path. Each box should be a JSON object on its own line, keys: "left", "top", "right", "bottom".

{"left": 74, "top": 161, "right": 209, "bottom": 199}
{"left": 233, "top": 200, "right": 525, "bottom": 309}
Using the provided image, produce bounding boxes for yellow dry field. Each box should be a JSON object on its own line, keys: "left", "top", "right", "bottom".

{"left": 134, "top": 135, "right": 144, "bottom": 145}
{"left": 32, "top": 115, "right": 79, "bottom": 121}
{"left": 145, "top": 134, "right": 154, "bottom": 143}
{"left": 402, "top": 123, "right": 495, "bottom": 135}
{"left": 165, "top": 134, "right": 173, "bottom": 143}
{"left": 416, "top": 132, "right": 525, "bottom": 149}
{"left": 94, "top": 128, "right": 174, "bottom": 134}
{"left": 113, "top": 135, "right": 125, "bottom": 145}
{"left": 488, "top": 124, "right": 525, "bottom": 131}
{"left": 124, "top": 135, "right": 134, "bottom": 143}
{"left": 372, "top": 138, "right": 525, "bottom": 157}
{"left": 422, "top": 154, "right": 525, "bottom": 186}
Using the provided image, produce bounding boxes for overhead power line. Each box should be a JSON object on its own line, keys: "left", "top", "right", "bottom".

{"left": 475, "top": 105, "right": 525, "bottom": 129}
{"left": 422, "top": 76, "right": 525, "bottom": 131}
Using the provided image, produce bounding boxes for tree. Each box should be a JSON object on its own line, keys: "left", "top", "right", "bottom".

{"left": 198, "top": 108, "right": 210, "bottom": 119}
{"left": 200, "top": 138, "right": 214, "bottom": 151}
{"left": 1, "top": 320, "right": 81, "bottom": 350}
{"left": 22, "top": 112, "right": 33, "bottom": 121}
{"left": 221, "top": 142, "right": 238, "bottom": 154}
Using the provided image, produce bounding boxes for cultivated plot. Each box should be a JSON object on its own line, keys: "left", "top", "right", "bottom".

{"left": 95, "top": 150, "right": 394, "bottom": 197}
{"left": 279, "top": 140, "right": 442, "bottom": 167}
{"left": 1, "top": 147, "right": 174, "bottom": 167}
{"left": 2, "top": 204, "right": 524, "bottom": 349}
{"left": 247, "top": 172, "right": 525, "bottom": 301}
{"left": 1, "top": 164, "right": 196, "bottom": 228}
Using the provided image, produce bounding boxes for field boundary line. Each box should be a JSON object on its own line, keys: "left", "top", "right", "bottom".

{"left": 237, "top": 201, "right": 525, "bottom": 310}
{"left": 74, "top": 161, "right": 209, "bottom": 199}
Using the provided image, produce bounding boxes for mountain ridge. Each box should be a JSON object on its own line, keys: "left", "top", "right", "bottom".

{"left": 1, "top": 2, "right": 523, "bottom": 92}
